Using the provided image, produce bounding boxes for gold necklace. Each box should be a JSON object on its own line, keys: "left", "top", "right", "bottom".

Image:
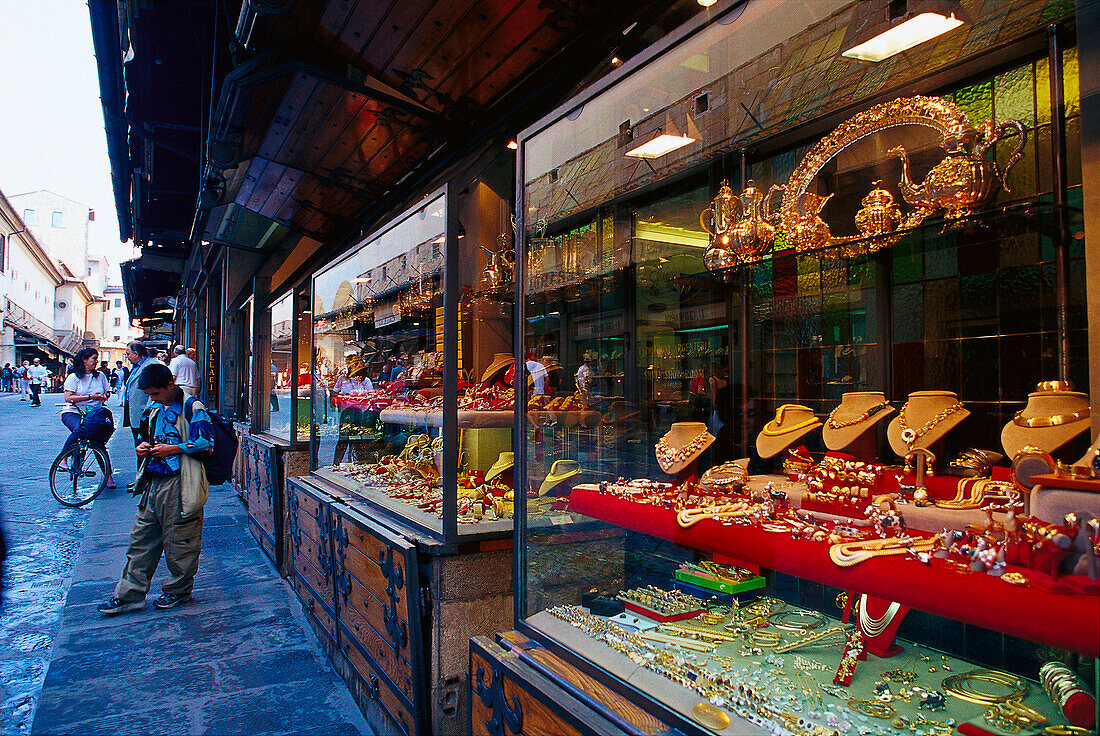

{"left": 1011, "top": 407, "right": 1089, "bottom": 428}
{"left": 761, "top": 405, "right": 820, "bottom": 436}
{"left": 897, "top": 400, "right": 964, "bottom": 446}
{"left": 655, "top": 429, "right": 711, "bottom": 467}
{"left": 826, "top": 401, "right": 889, "bottom": 429}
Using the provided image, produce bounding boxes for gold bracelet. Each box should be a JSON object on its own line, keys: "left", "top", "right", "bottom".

{"left": 749, "top": 629, "right": 781, "bottom": 647}
{"left": 849, "top": 699, "right": 896, "bottom": 718}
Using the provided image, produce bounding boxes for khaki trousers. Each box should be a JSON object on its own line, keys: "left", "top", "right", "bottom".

{"left": 115, "top": 474, "right": 204, "bottom": 602}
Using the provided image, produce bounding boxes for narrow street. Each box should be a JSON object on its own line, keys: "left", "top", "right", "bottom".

{"left": 0, "top": 391, "right": 372, "bottom": 736}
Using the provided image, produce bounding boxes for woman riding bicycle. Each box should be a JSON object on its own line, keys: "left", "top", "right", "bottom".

{"left": 62, "top": 347, "right": 116, "bottom": 488}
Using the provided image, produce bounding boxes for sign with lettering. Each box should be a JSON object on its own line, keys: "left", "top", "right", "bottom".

{"left": 207, "top": 326, "right": 219, "bottom": 406}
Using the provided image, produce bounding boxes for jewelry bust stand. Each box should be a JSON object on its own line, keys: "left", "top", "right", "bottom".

{"left": 655, "top": 422, "right": 715, "bottom": 482}
{"left": 1000, "top": 380, "right": 1090, "bottom": 459}
{"left": 822, "top": 392, "right": 895, "bottom": 461}
{"left": 854, "top": 593, "right": 909, "bottom": 657}
{"left": 887, "top": 390, "right": 969, "bottom": 462}
{"left": 756, "top": 404, "right": 822, "bottom": 460}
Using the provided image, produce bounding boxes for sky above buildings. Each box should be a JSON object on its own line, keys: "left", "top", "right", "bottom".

{"left": 0, "top": 1, "right": 134, "bottom": 282}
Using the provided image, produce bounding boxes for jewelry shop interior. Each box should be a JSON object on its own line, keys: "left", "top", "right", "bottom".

{"left": 224, "top": 0, "right": 1100, "bottom": 734}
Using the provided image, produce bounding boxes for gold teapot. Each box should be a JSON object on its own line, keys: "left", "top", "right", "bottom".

{"left": 854, "top": 181, "right": 904, "bottom": 237}
{"left": 779, "top": 189, "right": 833, "bottom": 251}
{"left": 889, "top": 118, "right": 1027, "bottom": 219}
{"left": 700, "top": 179, "right": 776, "bottom": 267}
{"left": 700, "top": 180, "right": 739, "bottom": 270}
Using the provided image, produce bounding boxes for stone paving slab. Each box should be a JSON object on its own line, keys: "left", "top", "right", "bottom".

{"left": 0, "top": 392, "right": 373, "bottom": 736}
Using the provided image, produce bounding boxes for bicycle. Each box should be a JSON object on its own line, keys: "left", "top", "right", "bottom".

{"left": 50, "top": 415, "right": 113, "bottom": 508}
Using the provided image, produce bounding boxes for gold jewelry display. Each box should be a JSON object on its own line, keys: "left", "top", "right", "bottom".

{"left": 761, "top": 405, "right": 821, "bottom": 436}
{"left": 848, "top": 698, "right": 896, "bottom": 718}
{"left": 769, "top": 609, "right": 825, "bottom": 631}
{"left": 1012, "top": 407, "right": 1091, "bottom": 428}
{"left": 1045, "top": 726, "right": 1091, "bottom": 735}
{"left": 897, "top": 400, "right": 965, "bottom": 446}
{"left": 829, "top": 537, "right": 938, "bottom": 567}
{"left": 774, "top": 626, "right": 848, "bottom": 653}
{"left": 826, "top": 401, "right": 890, "bottom": 429}
{"left": 942, "top": 669, "right": 1030, "bottom": 705}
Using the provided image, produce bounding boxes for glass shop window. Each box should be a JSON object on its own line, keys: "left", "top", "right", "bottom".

{"left": 260, "top": 291, "right": 294, "bottom": 440}
{"left": 311, "top": 194, "right": 445, "bottom": 526}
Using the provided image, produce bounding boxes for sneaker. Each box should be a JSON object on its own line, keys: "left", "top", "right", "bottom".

{"left": 97, "top": 596, "right": 145, "bottom": 616}
{"left": 153, "top": 592, "right": 192, "bottom": 610}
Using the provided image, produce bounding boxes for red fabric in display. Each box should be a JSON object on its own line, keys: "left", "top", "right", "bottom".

{"left": 568, "top": 488, "right": 1100, "bottom": 658}
{"left": 1065, "top": 691, "right": 1096, "bottom": 729}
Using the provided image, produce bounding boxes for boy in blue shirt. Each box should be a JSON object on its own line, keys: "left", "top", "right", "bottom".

{"left": 98, "top": 363, "right": 215, "bottom": 615}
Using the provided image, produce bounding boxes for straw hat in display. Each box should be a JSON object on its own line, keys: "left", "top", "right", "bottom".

{"left": 822, "top": 392, "right": 895, "bottom": 450}
{"left": 481, "top": 353, "right": 515, "bottom": 384}
{"left": 1001, "top": 381, "right": 1090, "bottom": 458}
{"left": 756, "top": 405, "right": 822, "bottom": 459}
{"left": 539, "top": 459, "right": 581, "bottom": 495}
{"left": 655, "top": 422, "right": 715, "bottom": 474}
{"left": 485, "top": 451, "right": 515, "bottom": 482}
{"left": 887, "top": 390, "right": 969, "bottom": 457}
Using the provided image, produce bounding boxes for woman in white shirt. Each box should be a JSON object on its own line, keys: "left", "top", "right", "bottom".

{"left": 62, "top": 348, "right": 115, "bottom": 487}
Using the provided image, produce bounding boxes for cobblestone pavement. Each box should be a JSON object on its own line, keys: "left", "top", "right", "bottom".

{"left": 0, "top": 390, "right": 117, "bottom": 736}
{"left": 0, "top": 390, "right": 371, "bottom": 736}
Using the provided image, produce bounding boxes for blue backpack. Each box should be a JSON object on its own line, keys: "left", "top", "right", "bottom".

{"left": 183, "top": 397, "right": 238, "bottom": 486}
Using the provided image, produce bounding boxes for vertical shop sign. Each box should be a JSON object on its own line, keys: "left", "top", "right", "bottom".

{"left": 207, "top": 325, "right": 219, "bottom": 406}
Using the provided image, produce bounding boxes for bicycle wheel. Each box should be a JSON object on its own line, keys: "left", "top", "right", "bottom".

{"left": 50, "top": 443, "right": 111, "bottom": 507}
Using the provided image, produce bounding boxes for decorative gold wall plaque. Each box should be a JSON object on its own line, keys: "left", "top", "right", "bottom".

{"left": 700, "top": 95, "right": 1028, "bottom": 271}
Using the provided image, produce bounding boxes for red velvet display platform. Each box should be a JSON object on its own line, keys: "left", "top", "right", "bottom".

{"left": 569, "top": 488, "right": 1100, "bottom": 658}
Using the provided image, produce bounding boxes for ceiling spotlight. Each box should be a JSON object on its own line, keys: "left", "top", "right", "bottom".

{"left": 611, "top": 56, "right": 622, "bottom": 65}
{"left": 698, "top": 0, "right": 717, "bottom": 6}
{"left": 507, "top": 140, "right": 518, "bottom": 150}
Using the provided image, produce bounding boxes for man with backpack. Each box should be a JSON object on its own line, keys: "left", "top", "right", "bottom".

{"left": 97, "top": 363, "right": 216, "bottom": 615}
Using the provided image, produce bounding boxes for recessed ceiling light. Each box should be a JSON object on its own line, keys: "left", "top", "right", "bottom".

{"left": 842, "top": 12, "right": 964, "bottom": 62}
{"left": 698, "top": 0, "right": 717, "bottom": 6}
{"left": 625, "top": 134, "right": 696, "bottom": 159}
{"left": 507, "top": 140, "right": 518, "bottom": 150}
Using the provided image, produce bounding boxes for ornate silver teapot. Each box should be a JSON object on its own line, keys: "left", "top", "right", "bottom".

{"left": 889, "top": 118, "right": 1027, "bottom": 219}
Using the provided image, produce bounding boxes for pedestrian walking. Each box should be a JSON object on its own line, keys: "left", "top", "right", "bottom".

{"left": 112, "top": 360, "right": 129, "bottom": 400}
{"left": 97, "top": 363, "right": 214, "bottom": 615}
{"left": 19, "top": 360, "right": 30, "bottom": 399}
{"left": 2, "top": 363, "right": 12, "bottom": 393}
{"left": 122, "top": 342, "right": 160, "bottom": 444}
{"left": 27, "top": 358, "right": 49, "bottom": 406}
{"left": 168, "top": 345, "right": 199, "bottom": 397}
{"left": 61, "top": 348, "right": 116, "bottom": 488}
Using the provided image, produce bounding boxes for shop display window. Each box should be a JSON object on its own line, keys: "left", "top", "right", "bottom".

{"left": 515, "top": 3, "right": 1095, "bottom": 735}
{"left": 309, "top": 184, "right": 524, "bottom": 538}
{"left": 258, "top": 291, "right": 294, "bottom": 440}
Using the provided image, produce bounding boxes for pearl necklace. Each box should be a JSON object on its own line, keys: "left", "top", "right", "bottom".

{"left": 655, "top": 428, "right": 711, "bottom": 469}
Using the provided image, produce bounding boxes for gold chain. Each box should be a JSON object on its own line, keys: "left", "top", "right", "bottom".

{"left": 826, "top": 401, "right": 889, "bottom": 429}
{"left": 897, "top": 400, "right": 965, "bottom": 446}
